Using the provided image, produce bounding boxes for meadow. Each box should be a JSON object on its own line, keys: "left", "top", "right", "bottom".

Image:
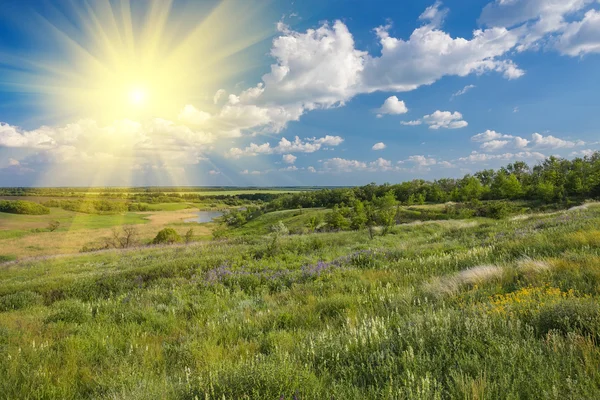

{"left": 2, "top": 201, "right": 600, "bottom": 398}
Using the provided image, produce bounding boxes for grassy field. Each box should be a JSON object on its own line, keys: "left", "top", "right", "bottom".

{"left": 0, "top": 207, "right": 215, "bottom": 260}
{"left": 1, "top": 205, "right": 600, "bottom": 398}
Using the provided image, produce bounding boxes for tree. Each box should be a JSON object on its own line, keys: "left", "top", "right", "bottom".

{"left": 107, "top": 225, "right": 139, "bottom": 248}
{"left": 306, "top": 214, "right": 323, "bottom": 232}
{"left": 376, "top": 192, "right": 397, "bottom": 234}
{"left": 153, "top": 228, "right": 182, "bottom": 245}
{"left": 184, "top": 228, "right": 194, "bottom": 244}
{"left": 350, "top": 200, "right": 367, "bottom": 230}
{"left": 326, "top": 205, "right": 349, "bottom": 230}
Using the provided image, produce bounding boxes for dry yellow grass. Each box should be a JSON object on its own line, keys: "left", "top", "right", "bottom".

{"left": 0, "top": 209, "right": 213, "bottom": 260}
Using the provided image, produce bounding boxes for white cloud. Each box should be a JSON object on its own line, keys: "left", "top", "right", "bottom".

{"left": 372, "top": 142, "right": 386, "bottom": 150}
{"left": 406, "top": 155, "right": 437, "bottom": 166}
{"left": 458, "top": 150, "right": 547, "bottom": 163}
{"left": 480, "top": 0, "right": 599, "bottom": 54}
{"left": 208, "top": 169, "right": 220, "bottom": 175}
{"left": 321, "top": 157, "right": 396, "bottom": 172}
{"left": 531, "top": 132, "right": 584, "bottom": 149}
{"left": 376, "top": 96, "right": 408, "bottom": 116}
{"left": 0, "top": 123, "right": 55, "bottom": 148}
{"left": 262, "top": 20, "right": 366, "bottom": 107}
{"left": 369, "top": 157, "right": 395, "bottom": 171}
{"left": 279, "top": 165, "right": 299, "bottom": 172}
{"left": 451, "top": 84, "right": 476, "bottom": 99}
{"left": 322, "top": 158, "right": 368, "bottom": 172}
{"left": 481, "top": 140, "right": 510, "bottom": 151}
{"left": 307, "top": 166, "right": 317, "bottom": 173}
{"left": 514, "top": 136, "right": 530, "bottom": 148}
{"left": 282, "top": 154, "right": 297, "bottom": 164}
{"left": 401, "top": 111, "right": 467, "bottom": 129}
{"left": 226, "top": 135, "right": 344, "bottom": 158}
{"left": 213, "top": 89, "right": 226, "bottom": 104}
{"left": 556, "top": 10, "right": 600, "bottom": 56}
{"left": 0, "top": 118, "right": 214, "bottom": 169}
{"left": 571, "top": 149, "right": 598, "bottom": 157}
{"left": 178, "top": 105, "right": 211, "bottom": 125}
{"left": 471, "top": 129, "right": 509, "bottom": 142}
{"left": 422, "top": 111, "right": 468, "bottom": 129}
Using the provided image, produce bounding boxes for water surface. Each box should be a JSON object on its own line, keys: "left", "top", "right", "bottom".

{"left": 184, "top": 211, "right": 224, "bottom": 223}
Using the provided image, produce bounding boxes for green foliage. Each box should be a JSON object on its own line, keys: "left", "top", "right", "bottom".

{"left": 326, "top": 205, "right": 349, "bottom": 230}
{"left": 184, "top": 228, "right": 194, "bottom": 243}
{"left": 0, "top": 200, "right": 49, "bottom": 215}
{"left": 152, "top": 228, "right": 182, "bottom": 245}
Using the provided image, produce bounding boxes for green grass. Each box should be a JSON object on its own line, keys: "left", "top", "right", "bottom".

{"left": 224, "top": 208, "right": 329, "bottom": 236}
{"left": 2, "top": 206, "right": 600, "bottom": 398}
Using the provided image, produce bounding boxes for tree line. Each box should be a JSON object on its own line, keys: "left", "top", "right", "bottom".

{"left": 265, "top": 153, "right": 600, "bottom": 211}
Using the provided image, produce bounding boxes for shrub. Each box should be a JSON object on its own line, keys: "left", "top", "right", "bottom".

{"left": 153, "top": 228, "right": 182, "bottom": 245}
{"left": 47, "top": 220, "right": 60, "bottom": 232}
{"left": 184, "top": 228, "right": 194, "bottom": 243}
{"left": 0, "top": 200, "right": 49, "bottom": 215}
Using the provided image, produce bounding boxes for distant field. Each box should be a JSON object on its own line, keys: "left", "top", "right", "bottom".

{"left": 0, "top": 207, "right": 215, "bottom": 259}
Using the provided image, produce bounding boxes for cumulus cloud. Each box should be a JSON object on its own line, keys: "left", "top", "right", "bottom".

{"left": 321, "top": 157, "right": 397, "bottom": 172}
{"left": 471, "top": 129, "right": 509, "bottom": 142}
{"left": 178, "top": 105, "right": 211, "bottom": 125}
{"left": 372, "top": 142, "right": 386, "bottom": 150}
{"left": 0, "top": 118, "right": 213, "bottom": 169}
{"left": 472, "top": 129, "right": 583, "bottom": 151}
{"left": 423, "top": 111, "right": 468, "bottom": 129}
{"left": 213, "top": 89, "right": 226, "bottom": 104}
{"left": 282, "top": 154, "right": 297, "bottom": 164}
{"left": 0, "top": 123, "right": 55, "bottom": 148}
{"left": 406, "top": 155, "right": 437, "bottom": 166}
{"left": 226, "top": 135, "right": 344, "bottom": 158}
{"left": 401, "top": 111, "right": 467, "bottom": 129}
{"left": 530, "top": 132, "right": 585, "bottom": 149}
{"left": 376, "top": 96, "right": 408, "bottom": 117}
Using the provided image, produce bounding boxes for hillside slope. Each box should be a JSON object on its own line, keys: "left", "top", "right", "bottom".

{"left": 1, "top": 206, "right": 600, "bottom": 398}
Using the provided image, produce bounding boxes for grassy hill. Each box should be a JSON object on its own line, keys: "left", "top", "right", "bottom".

{"left": 2, "top": 205, "right": 600, "bottom": 398}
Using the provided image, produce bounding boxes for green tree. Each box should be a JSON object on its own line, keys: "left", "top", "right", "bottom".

{"left": 153, "top": 228, "right": 181, "bottom": 245}
{"left": 326, "top": 205, "right": 349, "bottom": 230}
{"left": 376, "top": 192, "right": 397, "bottom": 234}
{"left": 350, "top": 200, "right": 367, "bottom": 230}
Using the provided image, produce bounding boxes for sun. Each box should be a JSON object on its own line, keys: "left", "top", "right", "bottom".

{"left": 1, "top": 0, "right": 276, "bottom": 123}
{"left": 129, "top": 88, "right": 147, "bottom": 106}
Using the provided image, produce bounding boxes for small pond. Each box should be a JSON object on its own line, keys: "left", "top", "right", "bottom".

{"left": 184, "top": 211, "right": 224, "bottom": 223}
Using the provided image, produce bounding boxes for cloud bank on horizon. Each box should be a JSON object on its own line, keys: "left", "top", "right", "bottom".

{"left": 1, "top": 0, "right": 599, "bottom": 186}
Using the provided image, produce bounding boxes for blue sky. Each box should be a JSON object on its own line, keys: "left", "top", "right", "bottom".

{"left": 0, "top": 0, "right": 599, "bottom": 186}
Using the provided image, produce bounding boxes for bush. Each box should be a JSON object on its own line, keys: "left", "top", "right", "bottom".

{"left": 0, "top": 200, "right": 49, "bottom": 215}
{"left": 153, "top": 228, "right": 182, "bottom": 245}
{"left": 47, "top": 220, "right": 60, "bottom": 232}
